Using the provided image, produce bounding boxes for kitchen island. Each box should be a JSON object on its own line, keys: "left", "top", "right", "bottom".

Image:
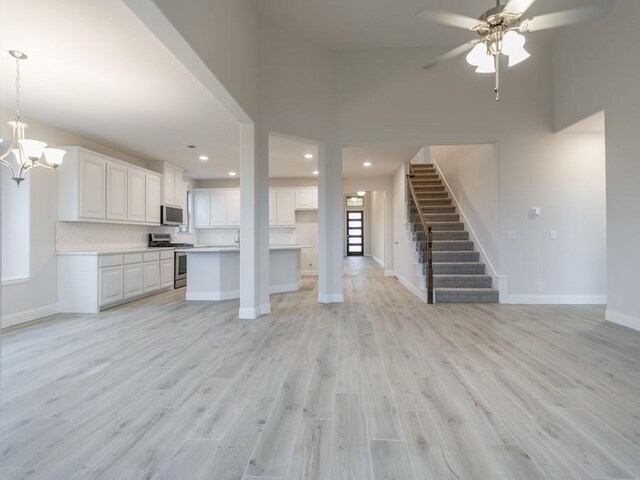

{"left": 177, "top": 246, "right": 307, "bottom": 301}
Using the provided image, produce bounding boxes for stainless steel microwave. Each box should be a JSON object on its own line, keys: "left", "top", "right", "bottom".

{"left": 161, "top": 205, "right": 184, "bottom": 226}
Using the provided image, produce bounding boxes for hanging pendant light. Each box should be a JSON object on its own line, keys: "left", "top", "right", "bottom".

{"left": 0, "top": 50, "right": 65, "bottom": 186}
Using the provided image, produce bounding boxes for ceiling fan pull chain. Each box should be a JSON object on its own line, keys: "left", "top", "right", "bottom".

{"left": 495, "top": 54, "right": 500, "bottom": 101}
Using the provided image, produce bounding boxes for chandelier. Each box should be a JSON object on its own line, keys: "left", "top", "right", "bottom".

{"left": 0, "top": 50, "right": 65, "bottom": 186}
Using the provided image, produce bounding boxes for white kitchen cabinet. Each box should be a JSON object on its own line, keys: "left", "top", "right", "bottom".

{"left": 145, "top": 173, "right": 162, "bottom": 224}
{"left": 194, "top": 190, "right": 211, "bottom": 227}
{"left": 164, "top": 164, "right": 176, "bottom": 207}
{"left": 123, "top": 263, "right": 144, "bottom": 299}
{"left": 79, "top": 153, "right": 107, "bottom": 220}
{"left": 175, "top": 176, "right": 185, "bottom": 209}
{"left": 143, "top": 261, "right": 160, "bottom": 293}
{"left": 106, "top": 163, "right": 127, "bottom": 221}
{"left": 127, "top": 169, "right": 146, "bottom": 223}
{"left": 161, "top": 258, "right": 174, "bottom": 288}
{"left": 209, "top": 190, "right": 227, "bottom": 227}
{"left": 295, "top": 188, "right": 318, "bottom": 210}
{"left": 58, "top": 147, "right": 163, "bottom": 225}
{"left": 99, "top": 266, "right": 124, "bottom": 306}
{"left": 226, "top": 190, "right": 241, "bottom": 227}
{"left": 275, "top": 190, "right": 295, "bottom": 226}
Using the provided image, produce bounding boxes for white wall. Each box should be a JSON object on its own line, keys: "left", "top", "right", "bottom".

{"left": 553, "top": 0, "right": 640, "bottom": 326}
{"left": 432, "top": 144, "right": 500, "bottom": 271}
{"left": 370, "top": 191, "right": 386, "bottom": 267}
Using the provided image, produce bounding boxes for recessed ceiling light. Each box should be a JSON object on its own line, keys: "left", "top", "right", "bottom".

{"left": 357, "top": 191, "right": 366, "bottom": 197}
{"left": 312, "top": 170, "right": 319, "bottom": 175}
{"left": 228, "top": 171, "right": 237, "bottom": 177}
{"left": 199, "top": 155, "right": 209, "bottom": 161}
{"left": 304, "top": 153, "right": 314, "bottom": 159}
{"left": 363, "top": 161, "right": 372, "bottom": 167}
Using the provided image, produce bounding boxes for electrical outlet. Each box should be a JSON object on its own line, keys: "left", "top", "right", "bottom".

{"left": 536, "top": 282, "right": 544, "bottom": 292}
{"left": 550, "top": 230, "right": 558, "bottom": 240}
{"left": 615, "top": 296, "right": 623, "bottom": 308}
{"left": 506, "top": 231, "right": 517, "bottom": 240}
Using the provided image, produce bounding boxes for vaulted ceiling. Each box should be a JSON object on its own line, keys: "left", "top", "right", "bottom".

{"left": 253, "top": 0, "right": 595, "bottom": 49}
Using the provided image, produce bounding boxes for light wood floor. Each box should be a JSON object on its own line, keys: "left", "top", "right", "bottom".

{"left": 1, "top": 258, "right": 640, "bottom": 479}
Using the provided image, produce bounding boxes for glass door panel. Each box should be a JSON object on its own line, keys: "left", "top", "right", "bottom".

{"left": 347, "top": 210, "right": 364, "bottom": 256}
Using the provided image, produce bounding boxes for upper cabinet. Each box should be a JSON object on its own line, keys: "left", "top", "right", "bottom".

{"left": 127, "top": 169, "right": 146, "bottom": 223}
{"left": 58, "top": 147, "right": 162, "bottom": 225}
{"left": 193, "top": 189, "right": 240, "bottom": 228}
{"left": 273, "top": 190, "right": 295, "bottom": 226}
{"left": 295, "top": 188, "right": 318, "bottom": 210}
{"left": 106, "top": 163, "right": 127, "bottom": 221}
{"left": 150, "top": 162, "right": 184, "bottom": 208}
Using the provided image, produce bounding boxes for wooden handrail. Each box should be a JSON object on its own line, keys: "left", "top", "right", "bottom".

{"left": 406, "top": 164, "right": 434, "bottom": 304}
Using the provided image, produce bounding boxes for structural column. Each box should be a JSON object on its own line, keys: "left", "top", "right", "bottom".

{"left": 318, "top": 141, "right": 344, "bottom": 303}
{"left": 239, "top": 123, "right": 270, "bottom": 319}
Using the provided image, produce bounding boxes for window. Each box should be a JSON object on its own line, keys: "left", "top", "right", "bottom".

{"left": 346, "top": 196, "right": 364, "bottom": 207}
{"left": 179, "top": 190, "right": 193, "bottom": 234}
{"left": 1, "top": 168, "right": 30, "bottom": 284}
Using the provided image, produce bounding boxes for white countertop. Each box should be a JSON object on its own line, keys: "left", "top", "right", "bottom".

{"left": 57, "top": 247, "right": 177, "bottom": 256}
{"left": 58, "top": 245, "right": 311, "bottom": 255}
{"left": 176, "top": 245, "right": 311, "bottom": 253}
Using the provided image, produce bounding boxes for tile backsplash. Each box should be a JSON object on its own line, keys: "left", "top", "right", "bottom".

{"left": 56, "top": 222, "right": 197, "bottom": 252}
{"left": 197, "top": 228, "right": 297, "bottom": 246}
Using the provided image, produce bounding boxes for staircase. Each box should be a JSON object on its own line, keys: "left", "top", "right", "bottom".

{"left": 407, "top": 163, "right": 499, "bottom": 303}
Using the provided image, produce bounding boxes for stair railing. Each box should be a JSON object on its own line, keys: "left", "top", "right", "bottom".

{"left": 407, "top": 164, "right": 434, "bottom": 304}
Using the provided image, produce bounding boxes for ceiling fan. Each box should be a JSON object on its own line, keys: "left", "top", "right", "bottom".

{"left": 418, "top": 0, "right": 614, "bottom": 100}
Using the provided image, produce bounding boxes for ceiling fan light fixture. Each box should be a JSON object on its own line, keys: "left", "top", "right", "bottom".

{"left": 475, "top": 54, "right": 496, "bottom": 73}
{"left": 507, "top": 45, "right": 531, "bottom": 66}
{"left": 501, "top": 30, "right": 526, "bottom": 56}
{"left": 466, "top": 42, "right": 487, "bottom": 67}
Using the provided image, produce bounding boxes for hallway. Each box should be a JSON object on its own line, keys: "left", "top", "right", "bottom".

{"left": 1, "top": 258, "right": 639, "bottom": 479}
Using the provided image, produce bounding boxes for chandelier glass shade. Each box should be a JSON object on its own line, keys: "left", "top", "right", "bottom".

{"left": 0, "top": 50, "right": 65, "bottom": 186}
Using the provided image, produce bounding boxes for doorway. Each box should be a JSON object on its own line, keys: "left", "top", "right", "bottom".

{"left": 346, "top": 211, "right": 364, "bottom": 256}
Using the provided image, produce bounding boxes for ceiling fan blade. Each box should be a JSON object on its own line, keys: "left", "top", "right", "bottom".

{"left": 503, "top": 0, "right": 536, "bottom": 16}
{"left": 417, "top": 9, "right": 486, "bottom": 31}
{"left": 422, "top": 41, "right": 480, "bottom": 70}
{"left": 522, "top": 0, "right": 614, "bottom": 32}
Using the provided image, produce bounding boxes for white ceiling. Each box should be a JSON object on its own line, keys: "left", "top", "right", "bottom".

{"left": 254, "top": 0, "right": 598, "bottom": 49}
{"left": 0, "top": 0, "right": 240, "bottom": 180}
{"left": 343, "top": 145, "right": 421, "bottom": 178}
{"left": 269, "top": 135, "right": 318, "bottom": 178}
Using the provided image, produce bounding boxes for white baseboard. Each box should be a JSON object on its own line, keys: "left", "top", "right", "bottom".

{"left": 301, "top": 270, "right": 318, "bottom": 276}
{"left": 318, "top": 293, "right": 344, "bottom": 304}
{"left": 507, "top": 294, "right": 607, "bottom": 305}
{"left": 384, "top": 270, "right": 395, "bottom": 277}
{"left": 2, "top": 303, "right": 59, "bottom": 329}
{"left": 238, "top": 302, "right": 272, "bottom": 320}
{"left": 397, "top": 275, "right": 428, "bottom": 303}
{"left": 606, "top": 308, "right": 640, "bottom": 331}
{"left": 270, "top": 283, "right": 299, "bottom": 294}
{"left": 372, "top": 256, "right": 384, "bottom": 269}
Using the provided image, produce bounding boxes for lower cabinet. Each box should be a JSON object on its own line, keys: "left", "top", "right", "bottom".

{"left": 59, "top": 250, "right": 175, "bottom": 313}
{"left": 99, "top": 266, "right": 124, "bottom": 306}
{"left": 161, "top": 258, "right": 174, "bottom": 288}
{"left": 123, "top": 263, "right": 144, "bottom": 299}
{"left": 144, "top": 261, "right": 160, "bottom": 293}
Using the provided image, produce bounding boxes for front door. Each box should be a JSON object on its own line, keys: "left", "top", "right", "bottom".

{"left": 347, "top": 211, "right": 364, "bottom": 256}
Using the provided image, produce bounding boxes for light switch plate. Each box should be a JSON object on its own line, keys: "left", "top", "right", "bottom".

{"left": 550, "top": 230, "right": 558, "bottom": 240}
{"left": 506, "top": 231, "right": 517, "bottom": 240}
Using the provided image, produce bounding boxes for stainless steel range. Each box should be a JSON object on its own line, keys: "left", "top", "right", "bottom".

{"left": 148, "top": 233, "right": 193, "bottom": 289}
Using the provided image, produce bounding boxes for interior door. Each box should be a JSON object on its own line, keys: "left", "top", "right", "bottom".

{"left": 347, "top": 211, "right": 364, "bottom": 256}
